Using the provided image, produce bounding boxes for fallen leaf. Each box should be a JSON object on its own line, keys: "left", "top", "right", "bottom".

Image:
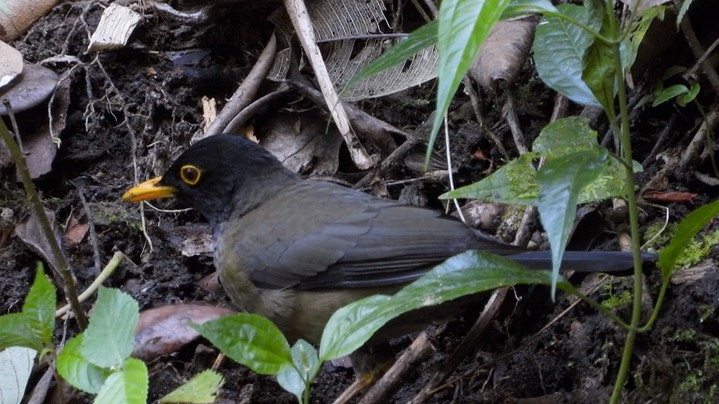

{"left": 62, "top": 214, "right": 89, "bottom": 246}
{"left": 133, "top": 304, "right": 236, "bottom": 361}
{"left": 15, "top": 209, "right": 67, "bottom": 275}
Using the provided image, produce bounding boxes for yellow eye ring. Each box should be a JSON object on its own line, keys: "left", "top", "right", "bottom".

{"left": 180, "top": 165, "right": 201, "bottom": 185}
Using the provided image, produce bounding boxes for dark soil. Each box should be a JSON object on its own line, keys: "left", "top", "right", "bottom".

{"left": 2, "top": 1, "right": 718, "bottom": 403}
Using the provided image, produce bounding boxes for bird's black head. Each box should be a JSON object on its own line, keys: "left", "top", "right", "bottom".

{"left": 123, "top": 134, "right": 298, "bottom": 228}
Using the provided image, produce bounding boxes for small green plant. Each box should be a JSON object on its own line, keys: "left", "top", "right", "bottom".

{"left": 651, "top": 66, "right": 701, "bottom": 107}
{"left": 0, "top": 264, "right": 56, "bottom": 356}
{"left": 0, "top": 268, "right": 220, "bottom": 404}
{"left": 601, "top": 283, "right": 633, "bottom": 310}
{"left": 56, "top": 287, "right": 224, "bottom": 403}
{"left": 56, "top": 287, "right": 147, "bottom": 403}
{"left": 0, "top": 264, "right": 56, "bottom": 404}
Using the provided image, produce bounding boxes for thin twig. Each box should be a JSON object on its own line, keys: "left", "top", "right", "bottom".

{"left": 284, "top": 0, "right": 373, "bottom": 169}
{"left": 463, "top": 77, "right": 509, "bottom": 159}
{"left": 0, "top": 112, "right": 87, "bottom": 328}
{"left": 55, "top": 251, "right": 128, "bottom": 317}
{"left": 75, "top": 187, "right": 101, "bottom": 272}
{"left": 677, "top": 5, "right": 719, "bottom": 93}
{"left": 206, "top": 34, "right": 278, "bottom": 136}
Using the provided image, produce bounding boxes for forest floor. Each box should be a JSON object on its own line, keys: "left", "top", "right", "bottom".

{"left": 1, "top": 1, "right": 718, "bottom": 403}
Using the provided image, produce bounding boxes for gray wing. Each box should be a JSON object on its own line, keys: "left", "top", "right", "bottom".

{"left": 224, "top": 181, "right": 521, "bottom": 290}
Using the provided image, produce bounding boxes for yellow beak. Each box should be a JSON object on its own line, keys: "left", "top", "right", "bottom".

{"left": 122, "top": 177, "right": 176, "bottom": 202}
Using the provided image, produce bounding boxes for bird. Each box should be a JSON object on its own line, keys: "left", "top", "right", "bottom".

{"left": 122, "top": 133, "right": 642, "bottom": 372}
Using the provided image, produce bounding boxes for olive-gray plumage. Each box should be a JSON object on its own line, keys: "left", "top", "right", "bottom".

{"left": 125, "top": 133, "right": 639, "bottom": 366}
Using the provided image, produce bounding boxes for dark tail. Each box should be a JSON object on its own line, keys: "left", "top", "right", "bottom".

{"left": 509, "top": 251, "right": 656, "bottom": 275}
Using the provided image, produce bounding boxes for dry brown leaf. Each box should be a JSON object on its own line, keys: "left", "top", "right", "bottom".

{"left": 133, "top": 304, "right": 237, "bottom": 360}
{"left": 261, "top": 111, "right": 343, "bottom": 176}
{"left": 15, "top": 209, "right": 67, "bottom": 275}
{"left": 62, "top": 215, "right": 88, "bottom": 247}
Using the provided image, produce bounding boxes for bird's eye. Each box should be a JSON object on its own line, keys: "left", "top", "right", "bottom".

{"left": 180, "top": 165, "right": 202, "bottom": 185}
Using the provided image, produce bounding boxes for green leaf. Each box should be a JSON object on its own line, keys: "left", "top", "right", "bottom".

{"left": 533, "top": 4, "right": 601, "bottom": 106}
{"left": 429, "top": 0, "right": 511, "bottom": 165}
{"left": 502, "top": 0, "right": 559, "bottom": 18}
{"left": 23, "top": 264, "right": 56, "bottom": 349}
{"left": 0, "top": 314, "right": 42, "bottom": 352}
{"left": 661, "top": 65, "right": 687, "bottom": 80}
{"left": 620, "top": 6, "right": 665, "bottom": 73}
{"left": 81, "top": 287, "right": 139, "bottom": 369}
{"left": 677, "top": 83, "right": 700, "bottom": 106}
{"left": 94, "top": 358, "right": 148, "bottom": 404}
{"left": 160, "top": 370, "right": 224, "bottom": 404}
{"left": 533, "top": 116, "right": 601, "bottom": 154}
{"left": 57, "top": 334, "right": 112, "bottom": 394}
{"left": 581, "top": 16, "right": 617, "bottom": 112}
{"left": 191, "top": 314, "right": 292, "bottom": 375}
{"left": 658, "top": 200, "right": 719, "bottom": 280}
{"left": 537, "top": 148, "right": 609, "bottom": 295}
{"left": 534, "top": 117, "right": 630, "bottom": 202}
{"left": 277, "top": 340, "right": 319, "bottom": 401}
{"left": 442, "top": 153, "right": 540, "bottom": 204}
{"left": 0, "top": 264, "right": 56, "bottom": 352}
{"left": 320, "top": 251, "right": 567, "bottom": 360}
{"left": 442, "top": 117, "right": 629, "bottom": 204}
{"left": 652, "top": 84, "right": 690, "bottom": 107}
{"left": 344, "top": 21, "right": 438, "bottom": 95}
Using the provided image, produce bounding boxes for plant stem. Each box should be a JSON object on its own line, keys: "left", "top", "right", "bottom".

{"left": 608, "top": 10, "right": 644, "bottom": 403}
{"left": 0, "top": 118, "right": 88, "bottom": 329}
{"left": 561, "top": 285, "right": 631, "bottom": 330}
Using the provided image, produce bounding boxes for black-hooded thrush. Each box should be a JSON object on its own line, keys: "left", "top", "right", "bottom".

{"left": 122, "top": 133, "right": 641, "bottom": 371}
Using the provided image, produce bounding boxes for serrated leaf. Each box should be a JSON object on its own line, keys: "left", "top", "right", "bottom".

{"left": 537, "top": 148, "right": 609, "bottom": 295}
{"left": 659, "top": 200, "right": 719, "bottom": 281}
{"left": 534, "top": 4, "right": 601, "bottom": 106}
{"left": 0, "top": 265, "right": 56, "bottom": 352}
{"left": 94, "top": 358, "right": 148, "bottom": 404}
{"left": 82, "top": 287, "right": 139, "bottom": 369}
{"left": 57, "top": 334, "right": 111, "bottom": 394}
{"left": 22, "top": 264, "right": 56, "bottom": 349}
{"left": 0, "top": 346, "right": 37, "bottom": 404}
{"left": 320, "top": 251, "right": 567, "bottom": 360}
{"left": 191, "top": 314, "right": 292, "bottom": 375}
{"left": 160, "top": 370, "right": 224, "bottom": 404}
{"left": 0, "top": 314, "right": 42, "bottom": 352}
{"left": 429, "top": 0, "right": 511, "bottom": 165}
